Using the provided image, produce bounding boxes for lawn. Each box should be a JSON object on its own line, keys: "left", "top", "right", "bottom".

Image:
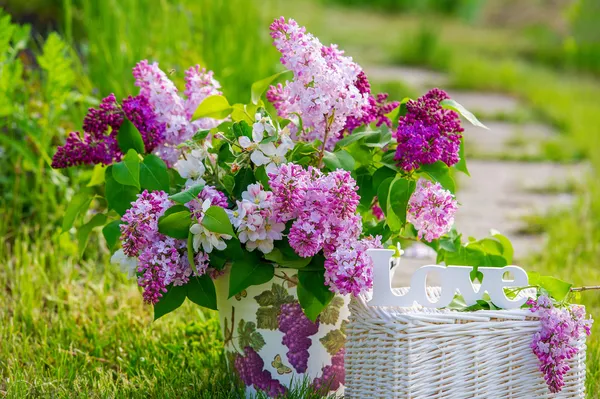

{"left": 1, "top": 0, "right": 599, "bottom": 397}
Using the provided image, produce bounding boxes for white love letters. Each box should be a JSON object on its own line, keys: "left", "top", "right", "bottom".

{"left": 366, "top": 249, "right": 528, "bottom": 309}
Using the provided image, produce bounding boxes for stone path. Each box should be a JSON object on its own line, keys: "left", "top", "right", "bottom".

{"left": 364, "top": 65, "right": 585, "bottom": 287}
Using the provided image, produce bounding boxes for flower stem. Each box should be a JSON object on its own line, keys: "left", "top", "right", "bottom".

{"left": 317, "top": 113, "right": 335, "bottom": 168}
{"left": 571, "top": 286, "right": 600, "bottom": 292}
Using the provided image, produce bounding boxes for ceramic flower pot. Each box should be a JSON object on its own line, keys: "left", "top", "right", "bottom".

{"left": 214, "top": 267, "right": 350, "bottom": 398}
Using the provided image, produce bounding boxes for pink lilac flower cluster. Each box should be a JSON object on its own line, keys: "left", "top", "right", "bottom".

{"left": 229, "top": 183, "right": 285, "bottom": 254}
{"left": 133, "top": 61, "right": 222, "bottom": 165}
{"left": 324, "top": 236, "right": 383, "bottom": 296}
{"left": 394, "top": 88, "right": 464, "bottom": 172}
{"left": 52, "top": 94, "right": 123, "bottom": 168}
{"left": 266, "top": 17, "right": 369, "bottom": 150}
{"left": 119, "top": 188, "right": 223, "bottom": 304}
{"left": 268, "top": 163, "right": 381, "bottom": 295}
{"left": 407, "top": 179, "right": 458, "bottom": 242}
{"left": 527, "top": 295, "right": 593, "bottom": 393}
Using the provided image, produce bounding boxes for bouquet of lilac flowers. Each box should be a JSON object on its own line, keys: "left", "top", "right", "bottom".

{"left": 52, "top": 16, "right": 593, "bottom": 395}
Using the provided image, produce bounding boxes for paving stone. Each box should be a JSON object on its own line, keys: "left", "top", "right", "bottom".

{"left": 447, "top": 91, "right": 521, "bottom": 115}
{"left": 463, "top": 121, "right": 555, "bottom": 158}
{"left": 364, "top": 65, "right": 449, "bottom": 90}
{"left": 453, "top": 160, "right": 583, "bottom": 261}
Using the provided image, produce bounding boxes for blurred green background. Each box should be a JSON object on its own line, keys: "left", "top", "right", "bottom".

{"left": 1, "top": 0, "right": 599, "bottom": 397}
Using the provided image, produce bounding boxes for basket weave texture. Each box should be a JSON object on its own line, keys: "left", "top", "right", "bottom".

{"left": 345, "top": 287, "right": 587, "bottom": 399}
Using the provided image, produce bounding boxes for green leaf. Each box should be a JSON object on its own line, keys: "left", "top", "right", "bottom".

{"left": 201, "top": 206, "right": 236, "bottom": 237}
{"left": 490, "top": 229, "right": 514, "bottom": 264}
{"left": 319, "top": 329, "right": 345, "bottom": 356}
{"left": 389, "top": 177, "right": 416, "bottom": 226}
{"left": 539, "top": 276, "right": 572, "bottom": 301}
{"left": 372, "top": 166, "right": 395, "bottom": 191}
{"left": 117, "top": 119, "right": 145, "bottom": 154}
{"left": 87, "top": 164, "right": 107, "bottom": 187}
{"left": 419, "top": 161, "right": 456, "bottom": 194}
{"left": 256, "top": 307, "right": 280, "bottom": 330}
{"left": 154, "top": 285, "right": 187, "bottom": 320}
{"left": 364, "top": 126, "right": 393, "bottom": 148}
{"left": 169, "top": 184, "right": 205, "bottom": 204}
{"left": 251, "top": 70, "right": 290, "bottom": 104}
{"left": 334, "top": 130, "right": 379, "bottom": 149}
{"left": 323, "top": 150, "right": 355, "bottom": 171}
{"left": 228, "top": 257, "right": 274, "bottom": 298}
{"left": 454, "top": 137, "right": 470, "bottom": 176}
{"left": 320, "top": 296, "right": 344, "bottom": 325}
{"left": 254, "top": 166, "right": 271, "bottom": 190}
{"left": 222, "top": 175, "right": 235, "bottom": 196}
{"left": 193, "top": 95, "right": 233, "bottom": 120}
{"left": 237, "top": 320, "right": 266, "bottom": 352}
{"left": 377, "top": 176, "right": 404, "bottom": 232}
{"left": 112, "top": 149, "right": 141, "bottom": 190}
{"left": 233, "top": 168, "right": 255, "bottom": 200}
{"left": 102, "top": 220, "right": 122, "bottom": 253}
{"left": 297, "top": 269, "right": 334, "bottom": 322}
{"left": 223, "top": 238, "right": 245, "bottom": 261}
{"left": 231, "top": 104, "right": 254, "bottom": 124}
{"left": 140, "top": 154, "right": 170, "bottom": 192}
{"left": 186, "top": 275, "right": 217, "bottom": 310}
{"left": 376, "top": 177, "right": 393, "bottom": 217}
{"left": 157, "top": 206, "right": 192, "bottom": 239}
{"left": 263, "top": 248, "right": 312, "bottom": 269}
{"left": 440, "top": 99, "right": 488, "bottom": 129}
{"left": 187, "top": 232, "right": 198, "bottom": 274}
{"left": 62, "top": 191, "right": 93, "bottom": 231}
{"left": 192, "top": 129, "right": 210, "bottom": 141}
{"left": 105, "top": 166, "right": 139, "bottom": 216}
{"left": 355, "top": 166, "right": 375, "bottom": 208}
{"left": 76, "top": 213, "right": 107, "bottom": 258}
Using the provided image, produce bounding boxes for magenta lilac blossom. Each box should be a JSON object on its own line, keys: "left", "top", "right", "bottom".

{"left": 52, "top": 94, "right": 124, "bottom": 168}
{"left": 121, "top": 95, "right": 166, "bottom": 153}
{"left": 394, "top": 88, "right": 463, "bottom": 172}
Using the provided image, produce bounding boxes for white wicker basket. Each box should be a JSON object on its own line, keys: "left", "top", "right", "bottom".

{"left": 345, "top": 287, "right": 588, "bottom": 399}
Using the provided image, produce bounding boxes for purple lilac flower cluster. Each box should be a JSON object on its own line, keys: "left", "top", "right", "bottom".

{"left": 133, "top": 61, "right": 222, "bottom": 165}
{"left": 266, "top": 17, "right": 369, "bottom": 150}
{"left": 527, "top": 295, "right": 593, "bottom": 393}
{"left": 407, "top": 179, "right": 458, "bottom": 242}
{"left": 119, "top": 188, "right": 226, "bottom": 304}
{"left": 268, "top": 163, "right": 381, "bottom": 295}
{"left": 394, "top": 88, "right": 464, "bottom": 172}
{"left": 52, "top": 94, "right": 123, "bottom": 168}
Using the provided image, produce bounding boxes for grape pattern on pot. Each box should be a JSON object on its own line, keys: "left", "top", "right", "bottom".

{"left": 278, "top": 301, "right": 320, "bottom": 373}
{"left": 234, "top": 346, "right": 287, "bottom": 397}
{"left": 313, "top": 348, "right": 346, "bottom": 393}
